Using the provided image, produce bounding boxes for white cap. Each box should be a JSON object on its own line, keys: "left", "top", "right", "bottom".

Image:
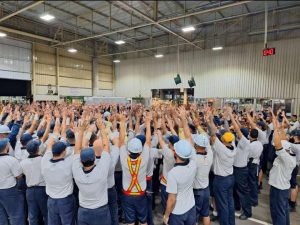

{"left": 127, "top": 138, "right": 143, "bottom": 153}
{"left": 174, "top": 140, "right": 193, "bottom": 159}
{"left": 0, "top": 125, "right": 11, "bottom": 134}
{"left": 192, "top": 134, "right": 209, "bottom": 148}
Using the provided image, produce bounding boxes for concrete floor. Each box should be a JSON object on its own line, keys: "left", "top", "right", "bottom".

{"left": 150, "top": 176, "right": 300, "bottom": 225}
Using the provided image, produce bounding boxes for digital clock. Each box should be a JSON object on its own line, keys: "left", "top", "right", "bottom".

{"left": 263, "top": 48, "right": 276, "bottom": 56}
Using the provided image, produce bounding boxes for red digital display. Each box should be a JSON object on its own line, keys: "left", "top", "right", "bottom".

{"left": 263, "top": 48, "right": 276, "bottom": 56}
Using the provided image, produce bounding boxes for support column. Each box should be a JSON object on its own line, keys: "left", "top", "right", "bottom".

{"left": 183, "top": 88, "right": 188, "bottom": 105}
{"left": 92, "top": 41, "right": 98, "bottom": 97}
{"left": 55, "top": 48, "right": 60, "bottom": 98}
{"left": 31, "top": 43, "right": 36, "bottom": 101}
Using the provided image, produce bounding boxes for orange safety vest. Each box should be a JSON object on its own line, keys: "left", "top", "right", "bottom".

{"left": 123, "top": 156, "right": 145, "bottom": 196}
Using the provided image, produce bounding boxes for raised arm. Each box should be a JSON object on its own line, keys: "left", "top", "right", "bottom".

{"left": 74, "top": 120, "right": 89, "bottom": 155}
{"left": 119, "top": 113, "right": 126, "bottom": 148}
{"left": 145, "top": 111, "right": 152, "bottom": 148}
{"left": 179, "top": 107, "right": 193, "bottom": 144}
{"left": 206, "top": 110, "right": 218, "bottom": 144}
{"left": 41, "top": 114, "right": 52, "bottom": 143}
{"left": 229, "top": 110, "right": 243, "bottom": 140}
{"left": 246, "top": 111, "right": 257, "bottom": 129}
{"left": 99, "top": 119, "right": 110, "bottom": 153}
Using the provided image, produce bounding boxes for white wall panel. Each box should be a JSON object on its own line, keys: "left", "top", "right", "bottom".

{"left": 36, "top": 63, "right": 56, "bottom": 75}
{"left": 35, "top": 52, "right": 55, "bottom": 65}
{"left": 36, "top": 85, "right": 57, "bottom": 95}
{"left": 0, "top": 38, "right": 31, "bottom": 80}
{"left": 59, "top": 87, "right": 92, "bottom": 96}
{"left": 98, "top": 89, "right": 113, "bottom": 97}
{"left": 115, "top": 38, "right": 300, "bottom": 99}
{"left": 98, "top": 81, "right": 113, "bottom": 90}
{"left": 60, "top": 77, "right": 91, "bottom": 88}
{"left": 60, "top": 56, "right": 91, "bottom": 70}
{"left": 35, "top": 74, "right": 56, "bottom": 85}
{"left": 60, "top": 67, "right": 91, "bottom": 80}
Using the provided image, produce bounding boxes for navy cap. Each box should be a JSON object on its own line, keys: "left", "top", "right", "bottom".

{"left": 37, "top": 128, "right": 46, "bottom": 138}
{"left": 26, "top": 140, "right": 41, "bottom": 155}
{"left": 291, "top": 129, "right": 300, "bottom": 137}
{"left": 168, "top": 135, "right": 180, "bottom": 145}
{"left": 257, "top": 121, "right": 265, "bottom": 128}
{"left": 188, "top": 124, "right": 197, "bottom": 134}
{"left": 136, "top": 135, "right": 146, "bottom": 145}
{"left": 20, "top": 133, "right": 33, "bottom": 145}
{"left": 52, "top": 141, "right": 67, "bottom": 155}
{"left": 0, "top": 138, "right": 9, "bottom": 152}
{"left": 50, "top": 120, "right": 55, "bottom": 130}
{"left": 66, "top": 129, "right": 75, "bottom": 139}
{"left": 80, "top": 147, "right": 95, "bottom": 163}
{"left": 240, "top": 128, "right": 249, "bottom": 138}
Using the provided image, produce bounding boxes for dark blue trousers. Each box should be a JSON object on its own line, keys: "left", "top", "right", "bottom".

{"left": 114, "top": 171, "right": 123, "bottom": 219}
{"left": 233, "top": 167, "right": 252, "bottom": 217}
{"left": 160, "top": 184, "right": 168, "bottom": 214}
{"left": 247, "top": 162, "right": 259, "bottom": 206}
{"left": 47, "top": 195, "right": 76, "bottom": 225}
{"left": 270, "top": 186, "right": 290, "bottom": 225}
{"left": 146, "top": 179, "right": 154, "bottom": 225}
{"left": 0, "top": 186, "right": 26, "bottom": 225}
{"left": 194, "top": 187, "right": 210, "bottom": 221}
{"left": 26, "top": 186, "right": 48, "bottom": 225}
{"left": 78, "top": 205, "right": 111, "bottom": 225}
{"left": 213, "top": 175, "right": 235, "bottom": 225}
{"left": 122, "top": 194, "right": 147, "bottom": 224}
{"left": 108, "top": 186, "right": 119, "bottom": 225}
{"left": 169, "top": 206, "right": 196, "bottom": 225}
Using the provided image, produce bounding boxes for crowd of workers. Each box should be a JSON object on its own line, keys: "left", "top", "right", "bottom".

{"left": 0, "top": 101, "right": 299, "bottom": 225}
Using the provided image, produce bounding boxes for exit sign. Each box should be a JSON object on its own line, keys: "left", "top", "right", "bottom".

{"left": 263, "top": 48, "right": 276, "bottom": 56}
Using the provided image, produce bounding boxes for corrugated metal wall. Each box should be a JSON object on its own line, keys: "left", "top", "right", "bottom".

{"left": 0, "top": 38, "right": 31, "bottom": 80}
{"left": 98, "top": 57, "right": 113, "bottom": 96}
{"left": 115, "top": 37, "right": 300, "bottom": 100}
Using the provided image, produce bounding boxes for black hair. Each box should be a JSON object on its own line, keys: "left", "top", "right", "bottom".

{"left": 250, "top": 129, "right": 259, "bottom": 139}
{"left": 129, "top": 152, "right": 140, "bottom": 159}
{"left": 82, "top": 160, "right": 95, "bottom": 167}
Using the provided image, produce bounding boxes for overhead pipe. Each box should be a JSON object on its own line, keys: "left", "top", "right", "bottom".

{"left": 0, "top": 1, "right": 44, "bottom": 23}
{"left": 54, "top": 1, "right": 252, "bottom": 46}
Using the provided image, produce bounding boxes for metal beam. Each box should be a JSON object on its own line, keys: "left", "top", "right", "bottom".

{"left": 114, "top": 1, "right": 202, "bottom": 49}
{"left": 0, "top": 1, "right": 43, "bottom": 23}
{"left": 54, "top": 1, "right": 252, "bottom": 46}
{"left": 0, "top": 25, "right": 60, "bottom": 43}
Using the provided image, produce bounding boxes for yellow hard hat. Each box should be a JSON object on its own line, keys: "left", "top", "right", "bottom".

{"left": 222, "top": 132, "right": 235, "bottom": 143}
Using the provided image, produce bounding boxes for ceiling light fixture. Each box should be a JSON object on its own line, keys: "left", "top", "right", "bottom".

{"left": 212, "top": 46, "right": 223, "bottom": 51}
{"left": 68, "top": 48, "right": 77, "bottom": 53}
{"left": 155, "top": 54, "right": 164, "bottom": 58}
{"left": 113, "top": 59, "right": 121, "bottom": 63}
{"left": 182, "top": 25, "right": 195, "bottom": 33}
{"left": 0, "top": 32, "right": 7, "bottom": 37}
{"left": 40, "top": 13, "right": 55, "bottom": 22}
{"left": 115, "top": 40, "right": 125, "bottom": 45}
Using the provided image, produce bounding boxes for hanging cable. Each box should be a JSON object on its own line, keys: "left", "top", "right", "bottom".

{"left": 264, "top": 1, "right": 268, "bottom": 48}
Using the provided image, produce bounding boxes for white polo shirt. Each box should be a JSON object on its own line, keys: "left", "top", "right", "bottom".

{"left": 161, "top": 144, "right": 176, "bottom": 186}
{"left": 0, "top": 154, "right": 23, "bottom": 189}
{"left": 233, "top": 136, "right": 250, "bottom": 168}
{"left": 108, "top": 145, "right": 120, "bottom": 188}
{"left": 167, "top": 159, "right": 197, "bottom": 215}
{"left": 193, "top": 146, "right": 213, "bottom": 189}
{"left": 120, "top": 145, "right": 150, "bottom": 192}
{"left": 41, "top": 151, "right": 74, "bottom": 199}
{"left": 212, "top": 138, "right": 236, "bottom": 176}
{"left": 248, "top": 140, "right": 263, "bottom": 165}
{"left": 14, "top": 141, "right": 28, "bottom": 161}
{"left": 257, "top": 128, "right": 268, "bottom": 145}
{"left": 269, "top": 148, "right": 296, "bottom": 190}
{"left": 146, "top": 147, "right": 162, "bottom": 177}
{"left": 20, "top": 155, "right": 45, "bottom": 187}
{"left": 291, "top": 143, "right": 300, "bottom": 166}
{"left": 72, "top": 152, "right": 111, "bottom": 209}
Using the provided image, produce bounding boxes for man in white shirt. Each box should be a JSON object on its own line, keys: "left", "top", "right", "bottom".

{"left": 41, "top": 136, "right": 76, "bottom": 225}
{"left": 192, "top": 134, "right": 213, "bottom": 225}
{"left": 163, "top": 140, "right": 197, "bottom": 225}
{"left": 14, "top": 133, "right": 33, "bottom": 161}
{"left": 207, "top": 110, "right": 236, "bottom": 225}
{"left": 269, "top": 116, "right": 296, "bottom": 225}
{"left": 72, "top": 119, "right": 112, "bottom": 225}
{"left": 0, "top": 138, "right": 26, "bottom": 225}
{"left": 119, "top": 113, "right": 150, "bottom": 225}
{"left": 20, "top": 139, "right": 48, "bottom": 225}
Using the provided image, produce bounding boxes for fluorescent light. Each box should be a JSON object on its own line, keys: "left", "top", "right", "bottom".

{"left": 0, "top": 32, "right": 7, "bottom": 37}
{"left": 113, "top": 59, "right": 120, "bottom": 63}
{"left": 115, "top": 40, "right": 125, "bottom": 45}
{"left": 182, "top": 25, "right": 195, "bottom": 33}
{"left": 212, "top": 46, "right": 223, "bottom": 51}
{"left": 155, "top": 54, "right": 164, "bottom": 58}
{"left": 40, "top": 13, "right": 55, "bottom": 22}
{"left": 68, "top": 48, "right": 77, "bottom": 53}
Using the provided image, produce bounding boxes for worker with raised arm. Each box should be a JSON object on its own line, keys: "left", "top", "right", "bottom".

{"left": 206, "top": 108, "right": 236, "bottom": 225}
{"left": 246, "top": 110, "right": 264, "bottom": 207}
{"left": 119, "top": 111, "right": 150, "bottom": 225}
{"left": 229, "top": 109, "right": 252, "bottom": 220}
{"left": 72, "top": 116, "right": 112, "bottom": 225}
{"left": 41, "top": 110, "right": 76, "bottom": 225}
{"left": 180, "top": 106, "right": 212, "bottom": 225}
{"left": 269, "top": 110, "right": 296, "bottom": 225}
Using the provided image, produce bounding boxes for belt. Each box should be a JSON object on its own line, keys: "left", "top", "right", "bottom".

{"left": 108, "top": 186, "right": 115, "bottom": 191}
{"left": 79, "top": 204, "right": 108, "bottom": 210}
{"left": 233, "top": 166, "right": 248, "bottom": 169}
{"left": 27, "top": 186, "right": 45, "bottom": 189}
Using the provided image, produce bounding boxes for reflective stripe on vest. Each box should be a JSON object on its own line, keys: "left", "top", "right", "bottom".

{"left": 123, "top": 156, "right": 145, "bottom": 196}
